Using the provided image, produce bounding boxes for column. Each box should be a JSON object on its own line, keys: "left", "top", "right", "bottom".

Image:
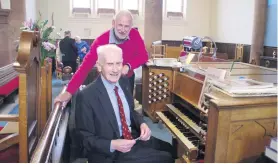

{"left": 249, "top": 0, "right": 267, "bottom": 65}
{"left": 0, "top": 1, "right": 11, "bottom": 67}
{"left": 8, "top": 0, "right": 26, "bottom": 64}
{"left": 144, "top": 0, "right": 163, "bottom": 54}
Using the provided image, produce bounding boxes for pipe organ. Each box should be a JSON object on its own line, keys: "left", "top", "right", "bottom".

{"left": 142, "top": 61, "right": 277, "bottom": 163}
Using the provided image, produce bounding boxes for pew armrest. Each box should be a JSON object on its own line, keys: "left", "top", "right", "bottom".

{"left": 0, "top": 133, "right": 19, "bottom": 151}
{"left": 0, "top": 114, "right": 19, "bottom": 122}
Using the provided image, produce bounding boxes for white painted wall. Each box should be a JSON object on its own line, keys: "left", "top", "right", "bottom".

{"left": 25, "top": 0, "right": 36, "bottom": 21}
{"left": 36, "top": 0, "right": 212, "bottom": 40}
{"left": 210, "top": 0, "right": 255, "bottom": 44}
{"left": 35, "top": 0, "right": 256, "bottom": 44}
{"left": 0, "top": 0, "right": 10, "bottom": 9}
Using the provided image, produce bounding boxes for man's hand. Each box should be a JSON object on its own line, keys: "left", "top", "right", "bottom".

{"left": 54, "top": 91, "right": 72, "bottom": 107}
{"left": 111, "top": 139, "right": 136, "bottom": 153}
{"left": 81, "top": 47, "right": 87, "bottom": 53}
{"left": 146, "top": 59, "right": 154, "bottom": 66}
{"left": 121, "top": 65, "right": 130, "bottom": 76}
{"left": 140, "top": 123, "right": 151, "bottom": 141}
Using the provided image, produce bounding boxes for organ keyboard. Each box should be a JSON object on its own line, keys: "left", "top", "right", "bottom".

{"left": 142, "top": 61, "right": 277, "bottom": 163}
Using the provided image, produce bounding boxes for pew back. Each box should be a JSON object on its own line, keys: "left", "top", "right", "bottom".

{"left": 12, "top": 31, "right": 41, "bottom": 162}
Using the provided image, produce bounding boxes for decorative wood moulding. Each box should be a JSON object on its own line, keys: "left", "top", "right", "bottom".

{"left": 97, "top": 8, "right": 115, "bottom": 15}
{"left": 167, "top": 11, "right": 183, "bottom": 18}
{"left": 0, "top": 9, "right": 10, "bottom": 24}
{"left": 129, "top": 9, "right": 139, "bottom": 15}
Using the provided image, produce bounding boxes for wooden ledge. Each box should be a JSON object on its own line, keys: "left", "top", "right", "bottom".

{"left": 0, "top": 9, "right": 10, "bottom": 16}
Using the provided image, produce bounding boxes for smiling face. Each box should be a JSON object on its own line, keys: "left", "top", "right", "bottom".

{"left": 97, "top": 45, "right": 123, "bottom": 84}
{"left": 112, "top": 14, "right": 132, "bottom": 40}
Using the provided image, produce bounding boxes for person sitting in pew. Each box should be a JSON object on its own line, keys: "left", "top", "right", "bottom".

{"left": 75, "top": 44, "right": 175, "bottom": 163}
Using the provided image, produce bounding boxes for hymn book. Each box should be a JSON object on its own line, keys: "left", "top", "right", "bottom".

{"left": 211, "top": 79, "right": 277, "bottom": 97}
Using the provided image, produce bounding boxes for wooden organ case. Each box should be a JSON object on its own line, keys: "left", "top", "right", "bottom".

{"left": 142, "top": 61, "right": 277, "bottom": 163}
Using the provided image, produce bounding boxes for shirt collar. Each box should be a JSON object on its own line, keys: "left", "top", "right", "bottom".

{"left": 109, "top": 28, "right": 130, "bottom": 44}
{"left": 101, "top": 75, "right": 120, "bottom": 92}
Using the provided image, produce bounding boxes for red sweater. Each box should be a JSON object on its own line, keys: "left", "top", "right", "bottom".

{"left": 66, "top": 29, "right": 148, "bottom": 94}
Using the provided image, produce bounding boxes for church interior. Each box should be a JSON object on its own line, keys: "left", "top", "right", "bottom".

{"left": 0, "top": 0, "right": 277, "bottom": 163}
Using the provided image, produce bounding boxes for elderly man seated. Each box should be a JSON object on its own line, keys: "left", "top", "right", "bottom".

{"left": 75, "top": 44, "right": 175, "bottom": 163}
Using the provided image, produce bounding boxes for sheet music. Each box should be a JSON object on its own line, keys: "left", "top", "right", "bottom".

{"left": 198, "top": 67, "right": 227, "bottom": 113}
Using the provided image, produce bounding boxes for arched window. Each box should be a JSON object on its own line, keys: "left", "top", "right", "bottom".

{"left": 72, "top": 0, "right": 91, "bottom": 8}
{"left": 165, "top": 0, "right": 187, "bottom": 18}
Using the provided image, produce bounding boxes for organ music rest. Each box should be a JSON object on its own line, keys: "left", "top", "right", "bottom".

{"left": 142, "top": 59, "right": 277, "bottom": 163}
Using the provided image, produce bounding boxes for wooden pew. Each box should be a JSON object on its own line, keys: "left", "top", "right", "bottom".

{"left": 0, "top": 31, "right": 52, "bottom": 162}
{"left": 30, "top": 87, "right": 69, "bottom": 163}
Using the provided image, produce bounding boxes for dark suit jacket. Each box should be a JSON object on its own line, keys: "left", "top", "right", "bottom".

{"left": 75, "top": 76, "right": 144, "bottom": 162}
{"left": 59, "top": 36, "right": 78, "bottom": 62}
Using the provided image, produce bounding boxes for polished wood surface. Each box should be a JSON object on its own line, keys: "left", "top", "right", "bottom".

{"left": 172, "top": 72, "right": 203, "bottom": 108}
{"left": 142, "top": 66, "right": 174, "bottom": 122}
{"left": 0, "top": 30, "right": 53, "bottom": 162}
{"left": 0, "top": 133, "right": 19, "bottom": 151}
{"left": 0, "top": 114, "right": 19, "bottom": 122}
{"left": 47, "top": 60, "right": 52, "bottom": 117}
{"left": 12, "top": 31, "right": 41, "bottom": 162}
{"left": 165, "top": 45, "right": 182, "bottom": 58}
{"left": 39, "top": 59, "right": 53, "bottom": 134}
{"left": 164, "top": 45, "right": 229, "bottom": 60}
{"left": 143, "top": 61, "right": 277, "bottom": 163}
{"left": 30, "top": 87, "right": 68, "bottom": 163}
{"left": 204, "top": 87, "right": 277, "bottom": 162}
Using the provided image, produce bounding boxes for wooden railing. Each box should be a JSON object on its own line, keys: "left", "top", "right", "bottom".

{"left": 30, "top": 87, "right": 70, "bottom": 163}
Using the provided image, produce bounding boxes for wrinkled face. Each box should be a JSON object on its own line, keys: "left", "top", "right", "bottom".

{"left": 112, "top": 15, "right": 132, "bottom": 40}
{"left": 98, "top": 52, "right": 123, "bottom": 83}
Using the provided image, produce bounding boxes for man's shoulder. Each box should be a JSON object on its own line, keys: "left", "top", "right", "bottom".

{"left": 129, "top": 28, "right": 142, "bottom": 39}
{"left": 119, "top": 76, "right": 131, "bottom": 90}
{"left": 94, "top": 30, "right": 110, "bottom": 43}
{"left": 120, "top": 76, "right": 129, "bottom": 84}
{"left": 78, "top": 80, "right": 99, "bottom": 98}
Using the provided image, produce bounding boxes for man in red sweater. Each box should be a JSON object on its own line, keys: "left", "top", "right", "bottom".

{"left": 55, "top": 10, "right": 148, "bottom": 103}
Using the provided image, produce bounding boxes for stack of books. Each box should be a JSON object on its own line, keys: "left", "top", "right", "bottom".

{"left": 265, "top": 137, "right": 277, "bottom": 162}
{"left": 211, "top": 78, "right": 277, "bottom": 97}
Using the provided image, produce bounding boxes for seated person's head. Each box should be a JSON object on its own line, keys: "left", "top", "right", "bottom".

{"left": 96, "top": 44, "right": 123, "bottom": 84}
{"left": 74, "top": 36, "right": 81, "bottom": 43}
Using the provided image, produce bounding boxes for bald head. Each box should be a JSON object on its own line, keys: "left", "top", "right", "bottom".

{"left": 113, "top": 10, "right": 133, "bottom": 25}
{"left": 112, "top": 10, "right": 133, "bottom": 40}
{"left": 96, "top": 44, "right": 123, "bottom": 83}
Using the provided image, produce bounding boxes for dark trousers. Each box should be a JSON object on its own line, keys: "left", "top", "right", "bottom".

{"left": 128, "top": 73, "right": 135, "bottom": 96}
{"left": 112, "top": 130, "right": 175, "bottom": 163}
{"left": 63, "top": 61, "right": 77, "bottom": 73}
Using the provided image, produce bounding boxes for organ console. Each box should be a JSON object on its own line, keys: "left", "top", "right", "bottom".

{"left": 142, "top": 58, "right": 277, "bottom": 163}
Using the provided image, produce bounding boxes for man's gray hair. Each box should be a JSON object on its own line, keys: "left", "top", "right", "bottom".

{"left": 96, "top": 44, "right": 123, "bottom": 64}
{"left": 113, "top": 10, "right": 134, "bottom": 25}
